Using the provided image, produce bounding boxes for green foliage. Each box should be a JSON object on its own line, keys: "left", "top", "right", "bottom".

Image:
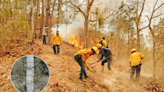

{"left": 0, "top": 0, "right": 29, "bottom": 51}
{"left": 15, "top": 84, "right": 26, "bottom": 92}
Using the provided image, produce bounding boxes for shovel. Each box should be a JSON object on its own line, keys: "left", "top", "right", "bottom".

{"left": 89, "top": 55, "right": 114, "bottom": 66}
{"left": 89, "top": 56, "right": 113, "bottom": 66}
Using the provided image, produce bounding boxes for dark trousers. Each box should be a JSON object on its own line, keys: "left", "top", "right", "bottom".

{"left": 43, "top": 35, "right": 46, "bottom": 44}
{"left": 101, "top": 58, "right": 112, "bottom": 70}
{"left": 74, "top": 55, "right": 87, "bottom": 79}
{"left": 130, "top": 64, "right": 141, "bottom": 80}
{"left": 53, "top": 44, "right": 60, "bottom": 54}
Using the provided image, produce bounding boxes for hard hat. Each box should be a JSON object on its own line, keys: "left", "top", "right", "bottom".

{"left": 96, "top": 44, "right": 102, "bottom": 49}
{"left": 131, "top": 49, "right": 136, "bottom": 53}
{"left": 92, "top": 46, "right": 98, "bottom": 53}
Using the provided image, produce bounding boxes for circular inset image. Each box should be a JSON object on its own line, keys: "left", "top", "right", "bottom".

{"left": 10, "top": 55, "right": 50, "bottom": 92}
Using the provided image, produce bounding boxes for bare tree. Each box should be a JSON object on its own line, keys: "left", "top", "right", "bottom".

{"left": 146, "top": 0, "right": 164, "bottom": 78}
{"left": 135, "top": 0, "right": 149, "bottom": 51}
{"left": 69, "top": 0, "right": 95, "bottom": 48}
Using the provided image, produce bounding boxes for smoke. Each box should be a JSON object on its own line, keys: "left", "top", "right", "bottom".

{"left": 51, "top": 15, "right": 84, "bottom": 41}
{"left": 51, "top": 0, "right": 118, "bottom": 41}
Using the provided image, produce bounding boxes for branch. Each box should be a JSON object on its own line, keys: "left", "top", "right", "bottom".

{"left": 86, "top": 0, "right": 95, "bottom": 16}
{"left": 88, "top": 0, "right": 94, "bottom": 10}
{"left": 69, "top": 0, "right": 85, "bottom": 16}
{"left": 150, "top": 0, "right": 158, "bottom": 20}
{"left": 152, "top": 13, "right": 164, "bottom": 19}
{"left": 139, "top": 25, "right": 149, "bottom": 31}
{"left": 89, "top": 3, "right": 117, "bottom": 23}
{"left": 154, "top": 3, "right": 164, "bottom": 12}
{"left": 138, "top": 0, "right": 146, "bottom": 20}
{"left": 89, "top": 10, "right": 114, "bottom": 22}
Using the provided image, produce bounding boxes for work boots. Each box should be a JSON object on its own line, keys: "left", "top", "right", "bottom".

{"left": 78, "top": 78, "right": 86, "bottom": 82}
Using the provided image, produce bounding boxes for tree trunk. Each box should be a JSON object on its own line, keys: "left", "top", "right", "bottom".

{"left": 84, "top": 17, "right": 89, "bottom": 48}
{"left": 34, "top": 0, "right": 39, "bottom": 39}
{"left": 116, "top": 20, "right": 120, "bottom": 58}
{"left": 25, "top": 0, "right": 28, "bottom": 38}
{"left": 57, "top": 0, "right": 60, "bottom": 31}
{"left": 31, "top": 0, "right": 35, "bottom": 43}
{"left": 39, "top": 0, "right": 44, "bottom": 39}
{"left": 128, "top": 25, "right": 130, "bottom": 59}
{"left": 131, "top": 30, "right": 134, "bottom": 48}
{"left": 153, "top": 36, "right": 156, "bottom": 78}
{"left": 46, "top": 0, "right": 50, "bottom": 26}
{"left": 49, "top": 0, "right": 56, "bottom": 45}
{"left": 26, "top": 55, "right": 34, "bottom": 92}
{"left": 137, "top": 28, "right": 140, "bottom": 51}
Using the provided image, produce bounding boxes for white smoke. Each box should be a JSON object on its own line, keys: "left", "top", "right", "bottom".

{"left": 51, "top": 0, "right": 117, "bottom": 41}
{"left": 51, "top": 14, "right": 84, "bottom": 41}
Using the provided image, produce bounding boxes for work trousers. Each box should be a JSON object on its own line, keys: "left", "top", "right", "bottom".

{"left": 130, "top": 64, "right": 141, "bottom": 80}
{"left": 74, "top": 55, "right": 87, "bottom": 79}
{"left": 101, "top": 58, "right": 112, "bottom": 70}
{"left": 43, "top": 35, "right": 46, "bottom": 44}
{"left": 53, "top": 44, "right": 60, "bottom": 54}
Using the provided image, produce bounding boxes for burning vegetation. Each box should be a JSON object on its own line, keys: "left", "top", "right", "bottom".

{"left": 67, "top": 33, "right": 98, "bottom": 49}
{"left": 67, "top": 33, "right": 84, "bottom": 49}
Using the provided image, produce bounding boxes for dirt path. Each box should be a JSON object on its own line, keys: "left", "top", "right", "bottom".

{"left": 34, "top": 39, "right": 153, "bottom": 92}
{"left": 0, "top": 39, "right": 159, "bottom": 92}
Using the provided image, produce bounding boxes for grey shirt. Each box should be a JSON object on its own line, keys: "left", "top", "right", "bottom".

{"left": 99, "top": 47, "right": 112, "bottom": 60}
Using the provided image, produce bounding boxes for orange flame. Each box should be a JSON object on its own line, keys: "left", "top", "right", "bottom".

{"left": 90, "top": 38, "right": 95, "bottom": 45}
{"left": 67, "top": 33, "right": 84, "bottom": 49}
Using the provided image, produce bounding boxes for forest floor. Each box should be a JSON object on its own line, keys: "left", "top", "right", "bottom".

{"left": 0, "top": 39, "right": 163, "bottom": 92}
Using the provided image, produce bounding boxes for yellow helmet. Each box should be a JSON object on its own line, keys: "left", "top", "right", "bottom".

{"left": 92, "top": 46, "right": 98, "bottom": 53}
{"left": 131, "top": 49, "right": 136, "bottom": 53}
{"left": 96, "top": 44, "right": 102, "bottom": 49}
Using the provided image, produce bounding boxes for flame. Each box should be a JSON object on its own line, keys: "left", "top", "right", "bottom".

{"left": 90, "top": 38, "right": 95, "bottom": 45}
{"left": 67, "top": 33, "right": 84, "bottom": 49}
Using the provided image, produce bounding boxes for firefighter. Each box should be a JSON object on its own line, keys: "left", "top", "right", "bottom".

{"left": 96, "top": 44, "right": 113, "bottom": 73}
{"left": 74, "top": 47, "right": 98, "bottom": 82}
{"left": 51, "top": 30, "right": 62, "bottom": 54}
{"left": 43, "top": 26, "right": 48, "bottom": 45}
{"left": 99, "top": 37, "right": 107, "bottom": 47}
{"left": 129, "top": 49, "right": 144, "bottom": 80}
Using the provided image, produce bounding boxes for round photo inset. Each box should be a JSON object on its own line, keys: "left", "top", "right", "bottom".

{"left": 10, "top": 55, "right": 50, "bottom": 92}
